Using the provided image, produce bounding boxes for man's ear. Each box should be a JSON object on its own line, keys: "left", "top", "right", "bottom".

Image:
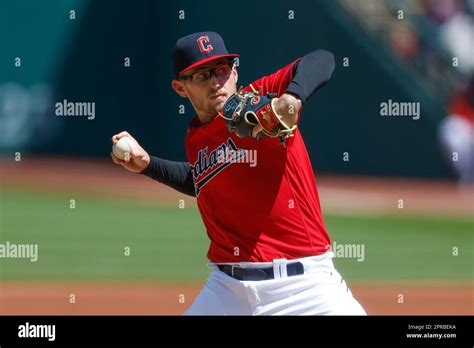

{"left": 233, "top": 67, "right": 238, "bottom": 84}
{"left": 171, "top": 80, "right": 188, "bottom": 98}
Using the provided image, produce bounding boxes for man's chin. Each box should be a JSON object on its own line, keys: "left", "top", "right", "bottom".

{"left": 214, "top": 102, "right": 226, "bottom": 114}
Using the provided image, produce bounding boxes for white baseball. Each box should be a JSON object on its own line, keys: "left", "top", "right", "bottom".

{"left": 113, "top": 137, "right": 135, "bottom": 161}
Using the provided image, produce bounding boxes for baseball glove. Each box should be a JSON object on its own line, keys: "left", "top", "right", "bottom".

{"left": 221, "top": 90, "right": 297, "bottom": 143}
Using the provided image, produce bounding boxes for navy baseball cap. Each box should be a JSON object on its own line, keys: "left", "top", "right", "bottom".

{"left": 173, "top": 31, "right": 239, "bottom": 77}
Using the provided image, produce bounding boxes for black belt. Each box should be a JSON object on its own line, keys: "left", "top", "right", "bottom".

{"left": 218, "top": 262, "right": 304, "bottom": 281}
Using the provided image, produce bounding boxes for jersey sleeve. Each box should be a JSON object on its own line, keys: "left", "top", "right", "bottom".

{"left": 242, "top": 59, "right": 302, "bottom": 97}
{"left": 140, "top": 156, "right": 196, "bottom": 197}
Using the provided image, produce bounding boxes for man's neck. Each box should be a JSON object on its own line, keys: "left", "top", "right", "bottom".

{"left": 196, "top": 112, "right": 217, "bottom": 125}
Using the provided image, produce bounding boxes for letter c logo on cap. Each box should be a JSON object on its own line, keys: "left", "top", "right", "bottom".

{"left": 197, "top": 36, "right": 213, "bottom": 53}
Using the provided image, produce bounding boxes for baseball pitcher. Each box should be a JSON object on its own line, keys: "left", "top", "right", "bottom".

{"left": 111, "top": 31, "right": 366, "bottom": 315}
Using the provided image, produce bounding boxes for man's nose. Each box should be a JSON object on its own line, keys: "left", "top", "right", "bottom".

{"left": 210, "top": 72, "right": 222, "bottom": 87}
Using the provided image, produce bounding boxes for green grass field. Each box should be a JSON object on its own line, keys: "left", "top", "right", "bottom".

{"left": 0, "top": 187, "right": 472, "bottom": 282}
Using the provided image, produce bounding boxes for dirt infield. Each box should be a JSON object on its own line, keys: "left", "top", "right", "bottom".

{"left": 0, "top": 281, "right": 471, "bottom": 315}
{"left": 1, "top": 157, "right": 473, "bottom": 216}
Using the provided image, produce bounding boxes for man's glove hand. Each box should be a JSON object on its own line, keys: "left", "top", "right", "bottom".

{"left": 221, "top": 91, "right": 297, "bottom": 143}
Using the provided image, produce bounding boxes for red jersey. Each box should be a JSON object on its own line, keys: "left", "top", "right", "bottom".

{"left": 185, "top": 59, "right": 331, "bottom": 263}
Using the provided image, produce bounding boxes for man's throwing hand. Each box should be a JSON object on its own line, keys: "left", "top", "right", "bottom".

{"left": 110, "top": 131, "right": 150, "bottom": 173}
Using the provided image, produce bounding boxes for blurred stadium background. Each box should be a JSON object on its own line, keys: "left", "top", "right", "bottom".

{"left": 0, "top": 0, "right": 472, "bottom": 315}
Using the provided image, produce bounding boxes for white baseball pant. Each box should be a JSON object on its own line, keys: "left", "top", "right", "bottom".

{"left": 184, "top": 251, "right": 366, "bottom": 315}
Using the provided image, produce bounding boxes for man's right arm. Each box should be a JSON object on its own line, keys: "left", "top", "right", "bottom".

{"left": 140, "top": 157, "right": 195, "bottom": 197}
{"left": 111, "top": 131, "right": 196, "bottom": 197}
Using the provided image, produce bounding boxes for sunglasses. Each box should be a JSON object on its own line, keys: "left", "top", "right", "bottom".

{"left": 178, "top": 61, "right": 233, "bottom": 85}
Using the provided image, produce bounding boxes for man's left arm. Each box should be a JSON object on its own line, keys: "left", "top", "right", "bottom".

{"left": 273, "top": 49, "right": 336, "bottom": 126}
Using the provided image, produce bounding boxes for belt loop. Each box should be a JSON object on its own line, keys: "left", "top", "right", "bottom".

{"left": 272, "top": 259, "right": 281, "bottom": 279}
{"left": 273, "top": 258, "right": 287, "bottom": 279}
{"left": 280, "top": 259, "right": 288, "bottom": 278}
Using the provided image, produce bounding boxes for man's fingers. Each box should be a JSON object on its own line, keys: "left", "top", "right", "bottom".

{"left": 110, "top": 152, "right": 121, "bottom": 164}
{"left": 111, "top": 131, "right": 132, "bottom": 144}
{"left": 111, "top": 152, "right": 126, "bottom": 165}
{"left": 252, "top": 124, "right": 263, "bottom": 138}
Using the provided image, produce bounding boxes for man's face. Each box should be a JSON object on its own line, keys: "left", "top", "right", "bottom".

{"left": 172, "top": 58, "right": 238, "bottom": 123}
